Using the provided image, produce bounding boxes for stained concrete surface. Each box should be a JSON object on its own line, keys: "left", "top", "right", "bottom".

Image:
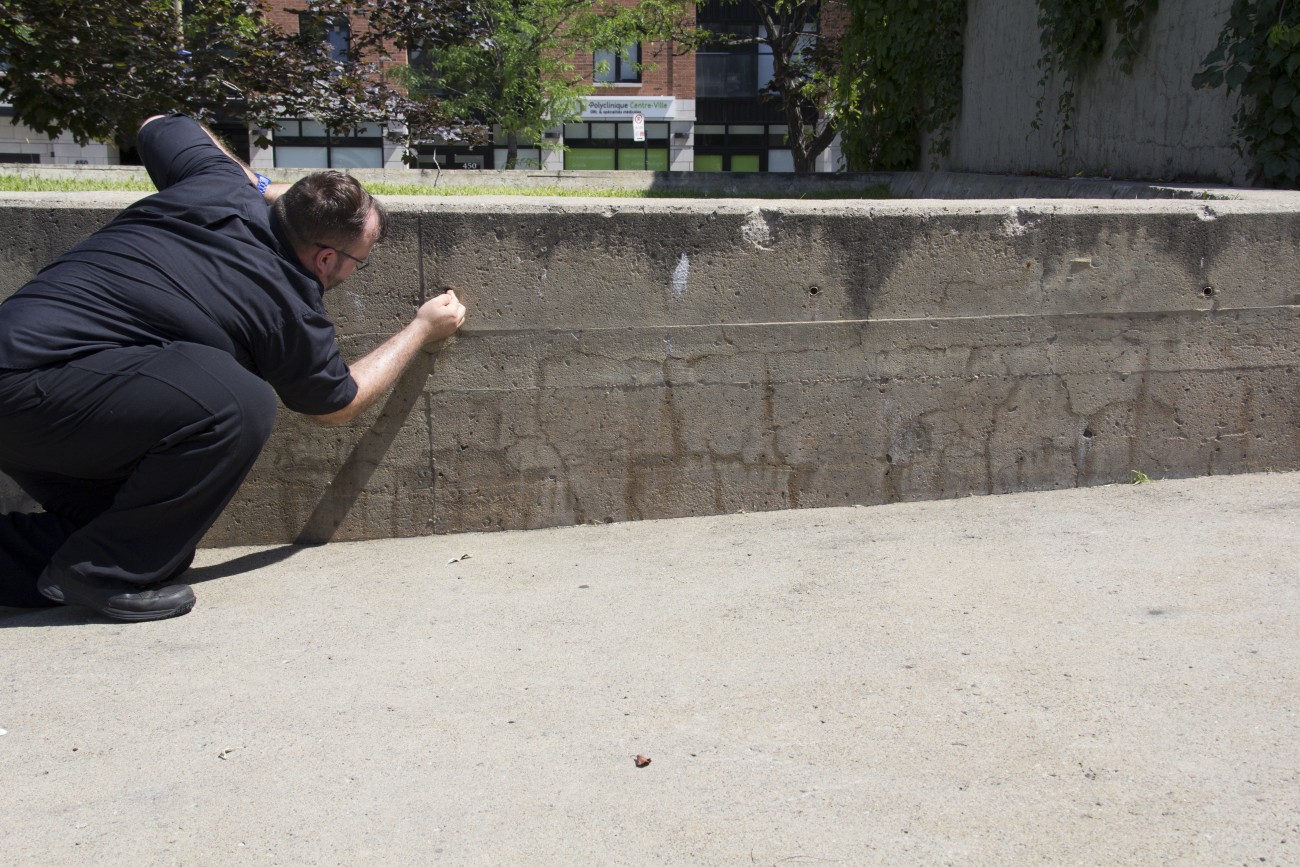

{"left": 4, "top": 195, "right": 1300, "bottom": 543}
{"left": 3, "top": 471, "right": 1298, "bottom": 865}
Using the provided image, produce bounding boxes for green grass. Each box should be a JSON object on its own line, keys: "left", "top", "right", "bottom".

{"left": 367, "top": 182, "right": 648, "bottom": 197}
{"left": 367, "top": 181, "right": 894, "bottom": 199}
{"left": 0, "top": 175, "right": 156, "bottom": 193}
{"left": 1, "top": 174, "right": 893, "bottom": 200}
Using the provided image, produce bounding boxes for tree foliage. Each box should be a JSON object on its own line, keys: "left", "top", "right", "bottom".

{"left": 695, "top": 0, "right": 842, "bottom": 173}
{"left": 1032, "top": 0, "right": 1158, "bottom": 155}
{"left": 833, "top": 0, "right": 965, "bottom": 171}
{"left": 401, "top": 0, "right": 691, "bottom": 167}
{"left": 293, "top": 0, "right": 491, "bottom": 144}
{"left": 2, "top": 0, "right": 293, "bottom": 144}
{"left": 1194, "top": 0, "right": 1300, "bottom": 187}
{"left": 0, "top": 0, "right": 487, "bottom": 149}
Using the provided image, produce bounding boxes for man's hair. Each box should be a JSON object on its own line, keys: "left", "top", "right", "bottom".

{"left": 273, "top": 170, "right": 389, "bottom": 252}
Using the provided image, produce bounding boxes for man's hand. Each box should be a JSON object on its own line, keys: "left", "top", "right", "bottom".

{"left": 417, "top": 290, "right": 466, "bottom": 349}
{"left": 308, "top": 288, "right": 468, "bottom": 426}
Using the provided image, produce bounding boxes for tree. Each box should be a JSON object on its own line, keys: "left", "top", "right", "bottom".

{"left": 695, "top": 0, "right": 844, "bottom": 173}
{"left": 1194, "top": 0, "right": 1300, "bottom": 187}
{"left": 0, "top": 0, "right": 487, "bottom": 150}
{"left": 833, "top": 0, "right": 966, "bottom": 171}
{"left": 402, "top": 0, "right": 693, "bottom": 168}
{"left": 293, "top": 0, "right": 493, "bottom": 147}
{"left": 1, "top": 0, "right": 298, "bottom": 146}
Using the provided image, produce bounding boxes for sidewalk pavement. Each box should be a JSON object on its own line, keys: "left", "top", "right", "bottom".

{"left": 3, "top": 471, "right": 1298, "bottom": 866}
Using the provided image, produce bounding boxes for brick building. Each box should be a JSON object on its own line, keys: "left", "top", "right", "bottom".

{"left": 252, "top": 0, "right": 840, "bottom": 174}
{"left": 1, "top": 0, "right": 841, "bottom": 173}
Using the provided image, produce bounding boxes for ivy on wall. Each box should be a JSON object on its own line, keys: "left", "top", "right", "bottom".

{"left": 1194, "top": 0, "right": 1300, "bottom": 187}
{"left": 1033, "top": 0, "right": 1159, "bottom": 156}
{"left": 835, "top": 0, "right": 966, "bottom": 172}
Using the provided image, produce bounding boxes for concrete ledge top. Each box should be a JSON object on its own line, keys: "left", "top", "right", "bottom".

{"left": 4, "top": 189, "right": 1300, "bottom": 216}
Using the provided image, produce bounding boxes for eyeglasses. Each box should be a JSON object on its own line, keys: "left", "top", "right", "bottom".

{"left": 317, "top": 244, "right": 370, "bottom": 271}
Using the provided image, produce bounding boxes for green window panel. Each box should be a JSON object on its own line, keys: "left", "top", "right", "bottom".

{"left": 617, "top": 148, "right": 668, "bottom": 170}
{"left": 564, "top": 148, "right": 616, "bottom": 170}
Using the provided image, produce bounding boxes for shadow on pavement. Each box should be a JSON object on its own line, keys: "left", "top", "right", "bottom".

{"left": 184, "top": 543, "right": 303, "bottom": 585}
{"left": 0, "top": 543, "right": 303, "bottom": 627}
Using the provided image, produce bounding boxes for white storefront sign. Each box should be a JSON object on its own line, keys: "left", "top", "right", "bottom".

{"left": 582, "top": 97, "right": 676, "bottom": 120}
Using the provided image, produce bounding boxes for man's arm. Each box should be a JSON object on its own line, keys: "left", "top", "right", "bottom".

{"left": 310, "top": 290, "right": 466, "bottom": 426}
{"left": 139, "top": 114, "right": 289, "bottom": 203}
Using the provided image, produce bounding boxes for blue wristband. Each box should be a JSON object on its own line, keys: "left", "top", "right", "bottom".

{"left": 255, "top": 173, "right": 272, "bottom": 194}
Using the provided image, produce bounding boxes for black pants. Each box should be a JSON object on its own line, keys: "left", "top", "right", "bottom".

{"left": 0, "top": 342, "right": 276, "bottom": 607}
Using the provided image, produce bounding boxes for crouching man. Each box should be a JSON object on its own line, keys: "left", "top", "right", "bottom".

{"left": 0, "top": 113, "right": 465, "bottom": 621}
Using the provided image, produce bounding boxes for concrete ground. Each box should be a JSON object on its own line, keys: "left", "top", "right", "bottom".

{"left": 3, "top": 471, "right": 1298, "bottom": 866}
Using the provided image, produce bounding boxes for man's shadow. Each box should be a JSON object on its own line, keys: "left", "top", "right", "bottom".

{"left": 0, "top": 545, "right": 304, "bottom": 627}
{"left": 293, "top": 349, "right": 437, "bottom": 544}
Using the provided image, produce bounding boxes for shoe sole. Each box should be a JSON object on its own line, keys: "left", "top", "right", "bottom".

{"left": 99, "top": 600, "right": 196, "bottom": 621}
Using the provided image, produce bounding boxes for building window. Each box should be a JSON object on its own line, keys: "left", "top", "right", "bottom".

{"left": 696, "top": 53, "right": 759, "bottom": 98}
{"left": 594, "top": 43, "right": 641, "bottom": 83}
{"left": 694, "top": 123, "right": 791, "bottom": 172}
{"left": 562, "top": 121, "right": 667, "bottom": 170}
{"left": 273, "top": 119, "right": 383, "bottom": 169}
{"left": 411, "top": 127, "right": 547, "bottom": 170}
{"left": 695, "top": 22, "right": 763, "bottom": 98}
{"left": 412, "top": 144, "right": 493, "bottom": 170}
{"left": 299, "top": 14, "right": 350, "bottom": 62}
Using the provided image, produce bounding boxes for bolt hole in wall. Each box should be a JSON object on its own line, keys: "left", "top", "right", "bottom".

{"left": 1203, "top": 285, "right": 1215, "bottom": 297}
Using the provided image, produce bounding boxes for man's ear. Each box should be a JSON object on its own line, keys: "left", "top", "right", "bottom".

{"left": 311, "top": 246, "right": 335, "bottom": 278}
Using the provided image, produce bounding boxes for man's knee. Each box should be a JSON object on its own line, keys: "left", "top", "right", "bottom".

{"left": 239, "top": 378, "right": 278, "bottom": 453}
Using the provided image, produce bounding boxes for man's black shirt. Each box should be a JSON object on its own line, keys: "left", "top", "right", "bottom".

{"left": 0, "top": 115, "right": 357, "bottom": 416}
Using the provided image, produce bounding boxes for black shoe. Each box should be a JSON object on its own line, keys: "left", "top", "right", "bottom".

{"left": 37, "top": 571, "right": 196, "bottom": 622}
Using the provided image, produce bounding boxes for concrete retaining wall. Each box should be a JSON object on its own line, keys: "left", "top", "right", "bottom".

{"left": 1, "top": 193, "right": 1298, "bottom": 545}
{"left": 947, "top": 0, "right": 1250, "bottom": 184}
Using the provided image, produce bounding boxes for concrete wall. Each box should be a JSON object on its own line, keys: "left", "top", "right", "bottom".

{"left": 946, "top": 0, "right": 1251, "bottom": 184}
{"left": 1, "top": 193, "right": 1298, "bottom": 545}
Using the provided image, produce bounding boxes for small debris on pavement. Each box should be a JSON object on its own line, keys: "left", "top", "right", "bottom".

{"left": 634, "top": 754, "right": 651, "bottom": 768}
{"left": 217, "top": 748, "right": 237, "bottom": 760}
{"left": 447, "top": 553, "right": 471, "bottom": 564}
